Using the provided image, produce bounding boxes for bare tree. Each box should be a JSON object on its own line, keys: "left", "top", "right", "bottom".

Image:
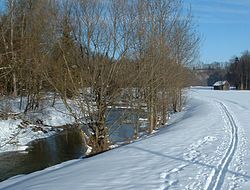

{"left": 0, "top": 0, "right": 199, "bottom": 155}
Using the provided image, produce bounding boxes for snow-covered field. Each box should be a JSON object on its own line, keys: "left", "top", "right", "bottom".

{"left": 1, "top": 88, "right": 250, "bottom": 190}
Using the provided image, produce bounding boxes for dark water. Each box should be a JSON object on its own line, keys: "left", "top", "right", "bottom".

{"left": 107, "top": 108, "right": 147, "bottom": 142}
{"left": 0, "top": 128, "right": 85, "bottom": 182}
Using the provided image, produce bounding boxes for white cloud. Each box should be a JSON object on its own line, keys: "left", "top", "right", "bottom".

{"left": 185, "top": 0, "right": 250, "bottom": 24}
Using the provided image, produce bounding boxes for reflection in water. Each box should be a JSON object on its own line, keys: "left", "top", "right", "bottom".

{"left": 107, "top": 108, "right": 146, "bottom": 143}
{"left": 0, "top": 128, "right": 85, "bottom": 182}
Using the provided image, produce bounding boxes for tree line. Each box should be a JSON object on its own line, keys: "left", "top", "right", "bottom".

{"left": 226, "top": 51, "right": 250, "bottom": 90}
{"left": 0, "top": 0, "right": 199, "bottom": 154}
{"left": 204, "top": 51, "right": 250, "bottom": 90}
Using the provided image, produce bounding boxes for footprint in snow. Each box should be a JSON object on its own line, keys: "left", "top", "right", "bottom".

{"left": 159, "top": 164, "right": 186, "bottom": 189}
{"left": 183, "top": 150, "right": 201, "bottom": 161}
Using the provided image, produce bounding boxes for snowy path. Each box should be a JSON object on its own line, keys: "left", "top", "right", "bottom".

{"left": 1, "top": 89, "right": 250, "bottom": 190}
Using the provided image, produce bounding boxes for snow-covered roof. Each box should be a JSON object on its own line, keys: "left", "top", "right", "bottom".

{"left": 213, "top": 81, "right": 228, "bottom": 86}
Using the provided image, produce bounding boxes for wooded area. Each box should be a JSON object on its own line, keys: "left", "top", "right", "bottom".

{"left": 226, "top": 51, "right": 250, "bottom": 90}
{"left": 0, "top": 0, "right": 199, "bottom": 154}
{"left": 198, "top": 51, "right": 250, "bottom": 90}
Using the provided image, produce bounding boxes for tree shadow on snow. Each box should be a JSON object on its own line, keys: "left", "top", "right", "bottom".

{"left": 128, "top": 146, "right": 250, "bottom": 181}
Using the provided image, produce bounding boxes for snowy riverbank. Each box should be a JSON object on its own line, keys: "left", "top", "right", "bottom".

{"left": 0, "top": 118, "right": 65, "bottom": 153}
{"left": 0, "top": 97, "right": 75, "bottom": 153}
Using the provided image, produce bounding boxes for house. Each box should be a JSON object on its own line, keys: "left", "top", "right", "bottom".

{"left": 213, "top": 81, "right": 230, "bottom": 90}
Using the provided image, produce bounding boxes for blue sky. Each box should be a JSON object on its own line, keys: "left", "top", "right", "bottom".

{"left": 184, "top": 0, "right": 250, "bottom": 63}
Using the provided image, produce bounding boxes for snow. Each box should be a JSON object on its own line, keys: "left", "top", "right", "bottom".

{"left": 0, "top": 119, "right": 58, "bottom": 153}
{"left": 0, "top": 96, "right": 75, "bottom": 127}
{"left": 0, "top": 97, "right": 75, "bottom": 153}
{"left": 37, "top": 104, "right": 75, "bottom": 127}
{"left": 213, "top": 81, "right": 228, "bottom": 86}
{"left": 1, "top": 88, "right": 250, "bottom": 189}
{"left": 26, "top": 99, "right": 76, "bottom": 127}
{"left": 213, "top": 81, "right": 223, "bottom": 86}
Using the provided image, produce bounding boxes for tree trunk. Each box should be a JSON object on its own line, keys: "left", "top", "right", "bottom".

{"left": 173, "top": 89, "right": 178, "bottom": 112}
{"left": 246, "top": 74, "right": 248, "bottom": 90}
{"left": 148, "top": 88, "right": 154, "bottom": 134}
{"left": 178, "top": 88, "right": 182, "bottom": 111}
{"left": 89, "top": 89, "right": 110, "bottom": 155}
{"left": 153, "top": 103, "right": 157, "bottom": 130}
{"left": 13, "top": 73, "right": 17, "bottom": 96}
{"left": 10, "top": 0, "right": 17, "bottom": 97}
{"left": 148, "top": 86, "right": 157, "bottom": 133}
{"left": 240, "top": 75, "right": 244, "bottom": 90}
{"left": 161, "top": 90, "right": 168, "bottom": 125}
{"left": 134, "top": 110, "right": 139, "bottom": 139}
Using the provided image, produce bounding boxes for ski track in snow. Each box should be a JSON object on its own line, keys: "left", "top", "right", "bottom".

{"left": 158, "top": 100, "right": 248, "bottom": 190}
{"left": 204, "top": 101, "right": 242, "bottom": 190}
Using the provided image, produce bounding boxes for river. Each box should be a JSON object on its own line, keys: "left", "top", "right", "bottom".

{"left": 0, "top": 128, "right": 85, "bottom": 182}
